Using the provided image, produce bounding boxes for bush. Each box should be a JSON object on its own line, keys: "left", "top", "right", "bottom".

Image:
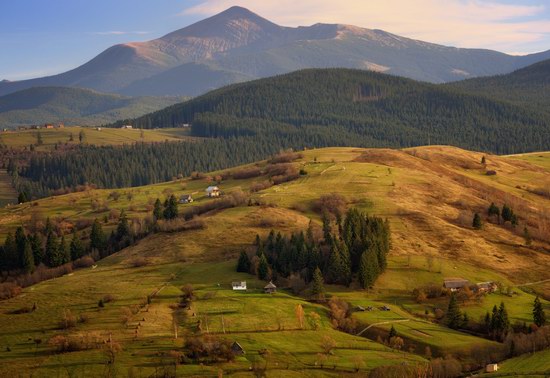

{"left": 232, "top": 167, "right": 262, "bottom": 179}
{"left": 49, "top": 333, "right": 102, "bottom": 353}
{"left": 269, "top": 151, "right": 303, "bottom": 164}
{"left": 250, "top": 180, "right": 273, "bottom": 192}
{"left": 313, "top": 194, "right": 348, "bottom": 216}
{"left": 59, "top": 309, "right": 77, "bottom": 329}
{"left": 184, "top": 335, "right": 234, "bottom": 362}
{"left": 129, "top": 257, "right": 149, "bottom": 268}
{"left": 0, "top": 283, "right": 22, "bottom": 300}
{"left": 103, "top": 294, "right": 116, "bottom": 303}
{"left": 72, "top": 255, "right": 95, "bottom": 269}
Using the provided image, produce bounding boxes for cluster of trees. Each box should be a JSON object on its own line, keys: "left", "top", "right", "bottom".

{"left": 110, "top": 69, "right": 550, "bottom": 154}
{"left": 0, "top": 214, "right": 134, "bottom": 274}
{"left": 237, "top": 208, "right": 391, "bottom": 290}
{"left": 488, "top": 202, "right": 519, "bottom": 226}
{"left": 483, "top": 303, "right": 511, "bottom": 341}
{"left": 153, "top": 195, "right": 178, "bottom": 221}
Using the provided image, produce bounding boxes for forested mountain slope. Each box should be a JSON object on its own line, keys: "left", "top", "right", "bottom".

{"left": 0, "top": 87, "right": 184, "bottom": 128}
{"left": 448, "top": 59, "right": 550, "bottom": 114}
{"left": 110, "top": 68, "right": 550, "bottom": 154}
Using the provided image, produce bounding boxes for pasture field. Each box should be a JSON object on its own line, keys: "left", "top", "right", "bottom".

{"left": 0, "top": 126, "right": 194, "bottom": 150}
{"left": 0, "top": 146, "right": 549, "bottom": 375}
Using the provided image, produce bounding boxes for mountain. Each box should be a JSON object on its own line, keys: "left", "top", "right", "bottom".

{"left": 1, "top": 6, "right": 549, "bottom": 97}
{"left": 448, "top": 58, "right": 550, "bottom": 114}
{"left": 0, "top": 87, "right": 185, "bottom": 128}
{"left": 109, "top": 68, "right": 550, "bottom": 154}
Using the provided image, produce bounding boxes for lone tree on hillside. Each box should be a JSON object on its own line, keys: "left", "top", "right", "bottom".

{"left": 472, "top": 213, "right": 483, "bottom": 230}
{"left": 523, "top": 227, "right": 532, "bottom": 246}
{"left": 533, "top": 296, "right": 546, "bottom": 327}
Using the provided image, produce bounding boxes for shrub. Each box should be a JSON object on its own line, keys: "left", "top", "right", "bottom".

{"left": 72, "top": 255, "right": 95, "bottom": 269}
{"left": 269, "top": 151, "right": 303, "bottom": 164}
{"left": 313, "top": 194, "right": 348, "bottom": 216}
{"left": 250, "top": 180, "right": 273, "bottom": 192}
{"left": 0, "top": 283, "right": 22, "bottom": 300}
{"left": 59, "top": 309, "right": 77, "bottom": 329}
{"left": 49, "top": 333, "right": 102, "bottom": 353}
{"left": 103, "top": 294, "right": 116, "bottom": 303}
{"left": 232, "top": 167, "right": 262, "bottom": 179}
{"left": 184, "top": 335, "right": 235, "bottom": 362}
{"left": 129, "top": 257, "right": 149, "bottom": 268}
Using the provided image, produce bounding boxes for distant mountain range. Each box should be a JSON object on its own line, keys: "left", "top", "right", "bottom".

{"left": 0, "top": 87, "right": 185, "bottom": 128}
{"left": 1, "top": 6, "right": 549, "bottom": 97}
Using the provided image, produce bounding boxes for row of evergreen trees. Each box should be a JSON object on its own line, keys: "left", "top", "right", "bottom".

{"left": 237, "top": 208, "right": 391, "bottom": 288}
{"left": 0, "top": 213, "right": 134, "bottom": 274}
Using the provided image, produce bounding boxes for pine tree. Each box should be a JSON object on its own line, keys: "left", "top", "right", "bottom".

{"left": 389, "top": 325, "right": 397, "bottom": 338}
{"left": 322, "top": 212, "right": 332, "bottom": 244}
{"left": 70, "top": 230, "right": 84, "bottom": 260}
{"left": 29, "top": 233, "right": 43, "bottom": 266}
{"left": 488, "top": 202, "right": 500, "bottom": 223}
{"left": 45, "top": 232, "right": 61, "bottom": 267}
{"left": 90, "top": 219, "right": 105, "bottom": 252}
{"left": 447, "top": 293, "right": 462, "bottom": 329}
{"left": 472, "top": 213, "right": 482, "bottom": 229}
{"left": 15, "top": 226, "right": 27, "bottom": 269}
{"left": 163, "top": 195, "right": 178, "bottom": 220}
{"left": 116, "top": 211, "right": 130, "bottom": 241}
{"left": 153, "top": 198, "right": 163, "bottom": 220}
{"left": 310, "top": 267, "right": 325, "bottom": 300}
{"left": 501, "top": 204, "right": 513, "bottom": 223}
{"left": 523, "top": 226, "right": 532, "bottom": 246}
{"left": 258, "top": 254, "right": 269, "bottom": 280}
{"left": 533, "top": 296, "right": 546, "bottom": 327}
{"left": 236, "top": 250, "right": 250, "bottom": 273}
{"left": 358, "top": 251, "right": 379, "bottom": 289}
{"left": 3, "top": 233, "right": 17, "bottom": 270}
{"left": 22, "top": 241, "right": 35, "bottom": 274}
{"left": 59, "top": 236, "right": 70, "bottom": 264}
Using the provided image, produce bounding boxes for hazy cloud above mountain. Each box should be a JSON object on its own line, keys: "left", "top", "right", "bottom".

{"left": 183, "top": 0, "right": 550, "bottom": 54}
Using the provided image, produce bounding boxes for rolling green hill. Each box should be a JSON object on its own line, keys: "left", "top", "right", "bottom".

{"left": 449, "top": 59, "right": 550, "bottom": 114}
{"left": 0, "top": 86, "right": 186, "bottom": 128}
{"left": 0, "top": 146, "right": 549, "bottom": 376}
{"left": 110, "top": 68, "right": 550, "bottom": 154}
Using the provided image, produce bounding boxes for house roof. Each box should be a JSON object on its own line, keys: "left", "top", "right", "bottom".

{"left": 231, "top": 341, "right": 245, "bottom": 352}
{"left": 443, "top": 278, "right": 469, "bottom": 289}
{"left": 232, "top": 281, "right": 246, "bottom": 286}
{"left": 206, "top": 186, "right": 219, "bottom": 191}
{"left": 264, "top": 281, "right": 277, "bottom": 289}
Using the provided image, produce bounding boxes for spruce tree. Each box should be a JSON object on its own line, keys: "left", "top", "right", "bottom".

{"left": 322, "top": 212, "right": 332, "bottom": 244}
{"left": 29, "top": 233, "right": 43, "bottom": 266}
{"left": 15, "top": 226, "right": 27, "bottom": 269}
{"left": 523, "top": 227, "right": 532, "bottom": 246}
{"left": 447, "top": 293, "right": 462, "bottom": 329}
{"left": 70, "top": 230, "right": 84, "bottom": 260}
{"left": 90, "top": 219, "right": 105, "bottom": 252}
{"left": 533, "top": 296, "right": 546, "bottom": 327}
{"left": 501, "top": 204, "right": 513, "bottom": 223}
{"left": 22, "top": 241, "right": 35, "bottom": 274}
{"left": 116, "top": 211, "right": 130, "bottom": 241}
{"left": 310, "top": 267, "right": 325, "bottom": 301}
{"left": 258, "top": 254, "right": 269, "bottom": 280}
{"left": 60, "top": 236, "right": 70, "bottom": 264}
{"left": 45, "top": 232, "right": 61, "bottom": 267}
{"left": 163, "top": 195, "right": 178, "bottom": 220}
{"left": 3, "top": 233, "right": 17, "bottom": 270}
{"left": 472, "top": 213, "right": 482, "bottom": 229}
{"left": 236, "top": 251, "right": 251, "bottom": 273}
{"left": 389, "top": 325, "right": 397, "bottom": 338}
{"left": 488, "top": 202, "right": 500, "bottom": 222}
{"left": 153, "top": 198, "right": 163, "bottom": 220}
{"left": 358, "top": 251, "right": 379, "bottom": 289}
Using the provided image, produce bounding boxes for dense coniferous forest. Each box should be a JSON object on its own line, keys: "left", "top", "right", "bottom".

{"left": 9, "top": 67, "right": 550, "bottom": 198}
{"left": 110, "top": 68, "right": 550, "bottom": 154}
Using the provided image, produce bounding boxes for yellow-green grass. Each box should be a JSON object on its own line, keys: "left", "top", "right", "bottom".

{"left": 490, "top": 348, "right": 550, "bottom": 376}
{"left": 506, "top": 151, "right": 550, "bottom": 170}
{"left": 0, "top": 126, "right": 194, "bottom": 150}
{"left": 0, "top": 242, "right": 425, "bottom": 377}
{"left": 0, "top": 169, "right": 17, "bottom": 207}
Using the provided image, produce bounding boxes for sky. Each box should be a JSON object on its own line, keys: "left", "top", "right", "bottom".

{"left": 1, "top": 0, "right": 549, "bottom": 80}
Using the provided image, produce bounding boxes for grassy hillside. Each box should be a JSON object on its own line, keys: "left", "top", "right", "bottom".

{"left": 449, "top": 59, "right": 550, "bottom": 114}
{"left": 0, "top": 87, "right": 187, "bottom": 128}
{"left": 109, "top": 68, "right": 550, "bottom": 154}
{"left": 0, "top": 146, "right": 549, "bottom": 376}
{"left": 0, "top": 126, "right": 194, "bottom": 151}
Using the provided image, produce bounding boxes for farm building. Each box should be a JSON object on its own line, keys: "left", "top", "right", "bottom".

{"left": 443, "top": 278, "right": 470, "bottom": 291}
{"left": 485, "top": 363, "right": 498, "bottom": 372}
{"left": 206, "top": 186, "right": 220, "bottom": 197}
{"left": 264, "top": 281, "right": 277, "bottom": 294}
{"left": 231, "top": 341, "right": 245, "bottom": 355}
{"left": 121, "top": 125, "right": 133, "bottom": 129}
{"left": 232, "top": 281, "right": 247, "bottom": 290}
{"left": 179, "top": 194, "right": 193, "bottom": 204}
{"left": 476, "top": 281, "right": 498, "bottom": 293}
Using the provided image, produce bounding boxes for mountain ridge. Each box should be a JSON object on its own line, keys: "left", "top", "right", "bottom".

{"left": 1, "top": 6, "right": 549, "bottom": 96}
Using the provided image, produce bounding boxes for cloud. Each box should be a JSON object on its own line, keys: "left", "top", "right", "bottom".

{"left": 91, "top": 31, "right": 150, "bottom": 36}
{"left": 182, "top": 0, "right": 550, "bottom": 53}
